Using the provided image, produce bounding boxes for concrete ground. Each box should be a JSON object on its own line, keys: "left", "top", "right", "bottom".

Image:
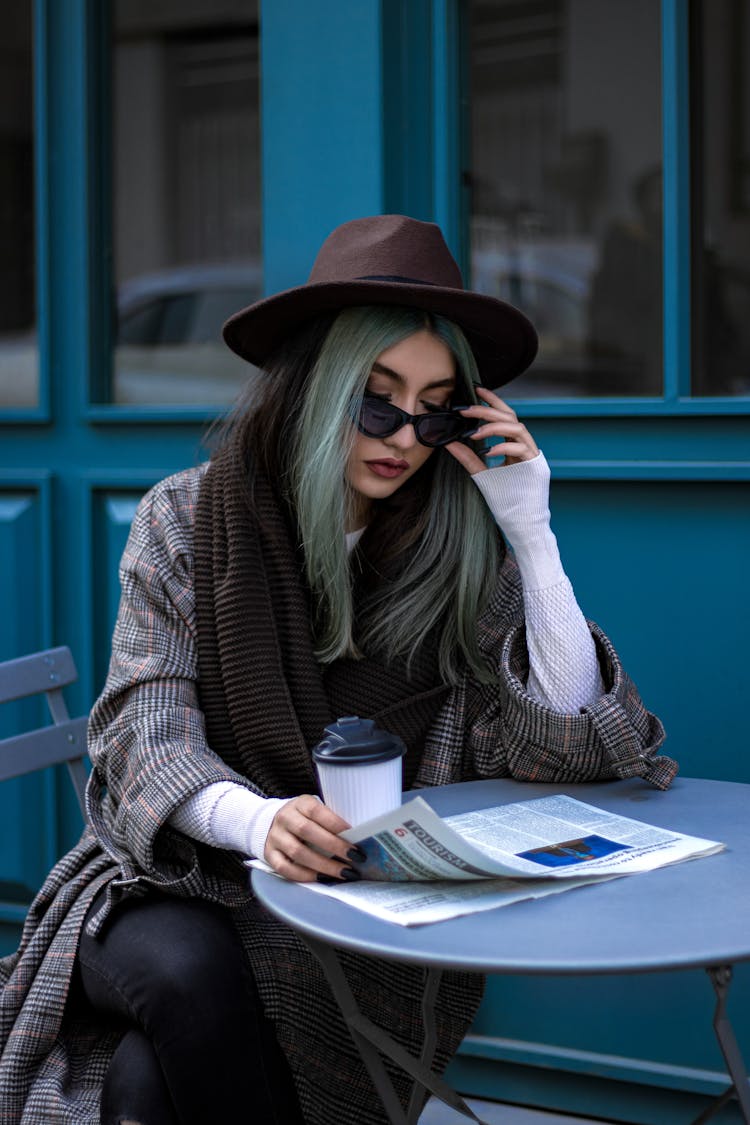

{"left": 419, "top": 1097, "right": 612, "bottom": 1124}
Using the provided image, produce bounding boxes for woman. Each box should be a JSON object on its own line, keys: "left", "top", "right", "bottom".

{"left": 0, "top": 215, "right": 675, "bottom": 1125}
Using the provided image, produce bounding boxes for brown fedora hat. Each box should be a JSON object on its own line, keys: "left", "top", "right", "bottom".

{"left": 223, "top": 214, "right": 538, "bottom": 385}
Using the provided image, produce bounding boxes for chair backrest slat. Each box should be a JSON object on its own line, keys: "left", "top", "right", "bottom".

{"left": 0, "top": 647, "right": 78, "bottom": 705}
{"left": 0, "top": 716, "right": 88, "bottom": 782}
{"left": 0, "top": 647, "right": 88, "bottom": 816}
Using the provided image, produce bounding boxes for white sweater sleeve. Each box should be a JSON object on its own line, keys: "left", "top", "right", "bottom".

{"left": 169, "top": 781, "right": 293, "bottom": 859}
{"left": 471, "top": 452, "right": 604, "bottom": 712}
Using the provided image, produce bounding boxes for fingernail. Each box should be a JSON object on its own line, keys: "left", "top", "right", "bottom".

{"left": 316, "top": 874, "right": 341, "bottom": 886}
{"left": 333, "top": 854, "right": 348, "bottom": 864}
{"left": 340, "top": 867, "right": 361, "bottom": 882}
{"left": 347, "top": 846, "right": 367, "bottom": 863}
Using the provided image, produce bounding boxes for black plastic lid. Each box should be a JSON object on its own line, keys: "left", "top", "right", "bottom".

{"left": 312, "top": 716, "right": 406, "bottom": 766}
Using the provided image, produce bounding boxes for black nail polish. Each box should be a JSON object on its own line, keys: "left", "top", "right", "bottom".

{"left": 347, "top": 846, "right": 367, "bottom": 863}
{"left": 340, "top": 867, "right": 361, "bottom": 882}
{"left": 316, "top": 874, "right": 341, "bottom": 886}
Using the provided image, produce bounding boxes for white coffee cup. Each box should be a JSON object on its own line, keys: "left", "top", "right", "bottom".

{"left": 312, "top": 716, "right": 406, "bottom": 827}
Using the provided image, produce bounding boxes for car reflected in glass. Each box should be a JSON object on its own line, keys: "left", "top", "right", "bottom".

{"left": 113, "top": 261, "right": 263, "bottom": 405}
{"left": 0, "top": 262, "right": 263, "bottom": 409}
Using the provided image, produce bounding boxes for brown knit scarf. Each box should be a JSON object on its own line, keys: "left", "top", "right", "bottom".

{"left": 193, "top": 442, "right": 449, "bottom": 798}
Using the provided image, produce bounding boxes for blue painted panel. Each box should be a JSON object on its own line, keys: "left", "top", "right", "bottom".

{"left": 261, "top": 0, "right": 467, "bottom": 285}
{"left": 550, "top": 480, "right": 750, "bottom": 781}
{"left": 0, "top": 495, "right": 44, "bottom": 664}
{"left": 468, "top": 966, "right": 750, "bottom": 1111}
{"left": 447, "top": 1053, "right": 745, "bottom": 1125}
{"left": 509, "top": 414, "right": 750, "bottom": 464}
{"left": 381, "top": 0, "right": 434, "bottom": 219}
{"left": 0, "top": 489, "right": 57, "bottom": 902}
{"left": 261, "top": 0, "right": 385, "bottom": 293}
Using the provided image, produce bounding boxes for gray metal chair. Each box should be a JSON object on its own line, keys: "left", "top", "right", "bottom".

{"left": 0, "top": 646, "right": 88, "bottom": 817}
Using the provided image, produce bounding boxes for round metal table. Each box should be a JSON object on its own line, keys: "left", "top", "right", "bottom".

{"left": 252, "top": 777, "right": 750, "bottom": 1124}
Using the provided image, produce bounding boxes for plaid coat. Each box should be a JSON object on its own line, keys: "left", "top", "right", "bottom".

{"left": 0, "top": 465, "right": 673, "bottom": 1124}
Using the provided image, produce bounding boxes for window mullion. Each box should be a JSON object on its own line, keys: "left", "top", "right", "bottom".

{"left": 661, "top": 0, "right": 692, "bottom": 401}
{"left": 431, "top": 0, "right": 464, "bottom": 271}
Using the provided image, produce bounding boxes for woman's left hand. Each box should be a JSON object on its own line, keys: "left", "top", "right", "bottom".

{"left": 445, "top": 387, "right": 539, "bottom": 476}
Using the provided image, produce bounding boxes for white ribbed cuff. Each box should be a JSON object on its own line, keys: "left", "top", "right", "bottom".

{"left": 471, "top": 452, "right": 565, "bottom": 590}
{"left": 169, "top": 781, "right": 239, "bottom": 845}
{"left": 242, "top": 794, "right": 294, "bottom": 860}
{"left": 170, "top": 782, "right": 293, "bottom": 860}
{"left": 210, "top": 788, "right": 293, "bottom": 859}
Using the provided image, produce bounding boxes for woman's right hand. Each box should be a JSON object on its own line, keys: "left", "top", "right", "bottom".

{"left": 264, "top": 795, "right": 361, "bottom": 883}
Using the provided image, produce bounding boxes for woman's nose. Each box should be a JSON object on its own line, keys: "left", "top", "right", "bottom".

{"left": 384, "top": 421, "right": 418, "bottom": 450}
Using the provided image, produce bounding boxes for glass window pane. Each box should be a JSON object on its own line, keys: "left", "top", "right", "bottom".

{"left": 469, "top": 0, "right": 662, "bottom": 397}
{"left": 0, "top": 1, "right": 37, "bottom": 410}
{"left": 110, "top": 1, "right": 261, "bottom": 407}
{"left": 692, "top": 0, "right": 750, "bottom": 396}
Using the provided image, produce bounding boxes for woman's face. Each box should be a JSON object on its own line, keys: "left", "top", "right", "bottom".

{"left": 345, "top": 329, "right": 456, "bottom": 530}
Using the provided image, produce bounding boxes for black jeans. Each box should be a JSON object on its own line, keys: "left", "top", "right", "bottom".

{"left": 76, "top": 886, "right": 305, "bottom": 1125}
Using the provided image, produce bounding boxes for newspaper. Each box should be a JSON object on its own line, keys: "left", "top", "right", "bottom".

{"left": 248, "top": 794, "right": 723, "bottom": 926}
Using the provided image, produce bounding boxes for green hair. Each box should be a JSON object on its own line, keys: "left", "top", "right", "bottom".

{"left": 288, "top": 305, "right": 501, "bottom": 685}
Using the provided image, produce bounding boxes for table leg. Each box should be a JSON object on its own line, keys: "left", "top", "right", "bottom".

{"left": 302, "top": 934, "right": 490, "bottom": 1125}
{"left": 690, "top": 1086, "right": 738, "bottom": 1125}
{"left": 406, "top": 968, "right": 442, "bottom": 1125}
{"left": 697, "top": 965, "right": 750, "bottom": 1125}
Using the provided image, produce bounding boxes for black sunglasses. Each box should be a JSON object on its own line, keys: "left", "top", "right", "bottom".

{"left": 355, "top": 394, "right": 476, "bottom": 448}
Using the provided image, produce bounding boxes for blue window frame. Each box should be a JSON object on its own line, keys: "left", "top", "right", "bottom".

{"left": 462, "top": 0, "right": 749, "bottom": 419}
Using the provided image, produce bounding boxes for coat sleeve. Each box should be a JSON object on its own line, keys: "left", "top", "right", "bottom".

{"left": 419, "top": 555, "right": 676, "bottom": 791}
{"left": 86, "top": 468, "right": 261, "bottom": 904}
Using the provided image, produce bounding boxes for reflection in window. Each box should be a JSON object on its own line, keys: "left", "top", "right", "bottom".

{"left": 469, "top": 0, "right": 662, "bottom": 397}
{"left": 0, "top": 1, "right": 36, "bottom": 409}
{"left": 693, "top": 0, "right": 750, "bottom": 396}
{"left": 110, "top": 2, "right": 262, "bottom": 406}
